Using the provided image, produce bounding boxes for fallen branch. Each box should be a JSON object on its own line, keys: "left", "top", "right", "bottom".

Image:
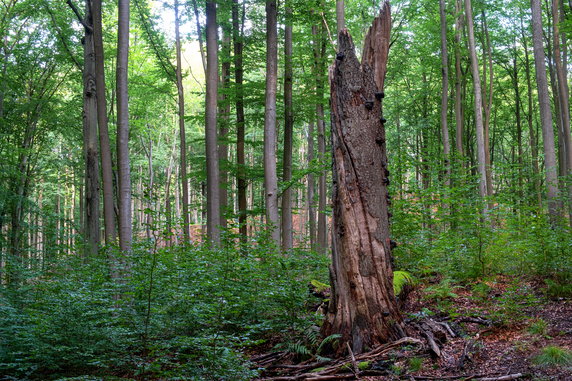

{"left": 474, "top": 374, "right": 524, "bottom": 381}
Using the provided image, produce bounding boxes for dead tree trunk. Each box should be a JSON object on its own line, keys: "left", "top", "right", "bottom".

{"left": 322, "top": 3, "right": 404, "bottom": 355}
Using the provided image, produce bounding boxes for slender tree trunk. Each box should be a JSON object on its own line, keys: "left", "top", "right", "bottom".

{"left": 313, "top": 24, "right": 328, "bottom": 255}
{"left": 232, "top": 0, "right": 247, "bottom": 242}
{"left": 81, "top": 0, "right": 100, "bottom": 258}
{"left": 175, "top": 0, "right": 191, "bottom": 244}
{"left": 92, "top": 0, "right": 116, "bottom": 245}
{"left": 521, "top": 19, "right": 542, "bottom": 208}
{"left": 464, "top": 0, "right": 488, "bottom": 204}
{"left": 439, "top": 0, "right": 451, "bottom": 188}
{"left": 454, "top": 0, "right": 464, "bottom": 157}
{"left": 205, "top": 1, "right": 221, "bottom": 245}
{"left": 307, "top": 121, "right": 316, "bottom": 250}
{"left": 116, "top": 0, "right": 132, "bottom": 253}
{"left": 191, "top": 0, "right": 207, "bottom": 73}
{"left": 553, "top": 0, "right": 572, "bottom": 223}
{"left": 165, "top": 138, "right": 176, "bottom": 246}
{"left": 336, "top": 0, "right": 345, "bottom": 35}
{"left": 512, "top": 48, "right": 524, "bottom": 202}
{"left": 219, "top": 26, "right": 231, "bottom": 231}
{"left": 323, "top": 8, "right": 404, "bottom": 353}
{"left": 264, "top": 0, "right": 280, "bottom": 246}
{"left": 481, "top": 10, "right": 494, "bottom": 199}
{"left": 281, "top": 4, "right": 293, "bottom": 251}
{"left": 531, "top": 0, "right": 560, "bottom": 220}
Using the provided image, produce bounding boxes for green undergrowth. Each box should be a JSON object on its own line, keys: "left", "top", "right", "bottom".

{"left": 0, "top": 227, "right": 329, "bottom": 380}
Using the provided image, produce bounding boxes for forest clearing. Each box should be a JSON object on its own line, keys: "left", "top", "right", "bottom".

{"left": 1, "top": 0, "right": 572, "bottom": 380}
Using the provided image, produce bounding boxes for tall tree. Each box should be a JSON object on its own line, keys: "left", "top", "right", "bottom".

{"left": 92, "top": 0, "right": 116, "bottom": 245}
{"left": 281, "top": 3, "right": 293, "bottom": 251}
{"left": 439, "top": 0, "right": 451, "bottom": 187}
{"left": 205, "top": 0, "right": 221, "bottom": 244}
{"left": 552, "top": 0, "right": 572, "bottom": 222}
{"left": 454, "top": 0, "right": 464, "bottom": 157}
{"left": 116, "top": 0, "right": 132, "bottom": 252}
{"left": 464, "top": 0, "right": 488, "bottom": 204}
{"left": 531, "top": 0, "right": 560, "bottom": 219}
{"left": 174, "top": 0, "right": 191, "bottom": 243}
{"left": 313, "top": 23, "right": 327, "bottom": 255}
{"left": 264, "top": 0, "right": 279, "bottom": 246}
{"left": 67, "top": 0, "right": 99, "bottom": 257}
{"left": 232, "top": 0, "right": 247, "bottom": 241}
{"left": 322, "top": 6, "right": 404, "bottom": 353}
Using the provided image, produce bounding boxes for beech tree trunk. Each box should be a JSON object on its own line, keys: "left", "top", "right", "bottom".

{"left": 264, "top": 0, "right": 280, "bottom": 246}
{"left": 552, "top": 0, "right": 572, "bottom": 223}
{"left": 232, "top": 0, "right": 247, "bottom": 242}
{"left": 116, "top": 0, "right": 132, "bottom": 253}
{"left": 464, "top": 0, "right": 488, "bottom": 204}
{"left": 174, "top": 0, "right": 191, "bottom": 244}
{"left": 439, "top": 0, "right": 451, "bottom": 187}
{"left": 313, "top": 23, "right": 328, "bottom": 255}
{"left": 322, "top": 5, "right": 404, "bottom": 354}
{"left": 454, "top": 0, "right": 464, "bottom": 157}
{"left": 531, "top": 0, "right": 560, "bottom": 220}
{"left": 92, "top": 0, "right": 115, "bottom": 245}
{"left": 205, "top": 1, "right": 221, "bottom": 245}
{"left": 81, "top": 0, "right": 100, "bottom": 258}
{"left": 281, "top": 4, "right": 293, "bottom": 251}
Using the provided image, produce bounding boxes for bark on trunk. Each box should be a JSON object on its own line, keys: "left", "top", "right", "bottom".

{"left": 205, "top": 1, "right": 221, "bottom": 245}
{"left": 322, "top": 5, "right": 404, "bottom": 354}
{"left": 116, "top": 0, "right": 132, "bottom": 253}
{"left": 92, "top": 0, "right": 116, "bottom": 245}
{"left": 175, "top": 0, "right": 191, "bottom": 244}
{"left": 531, "top": 0, "right": 560, "bottom": 220}
{"left": 464, "top": 0, "right": 488, "bottom": 204}
{"left": 264, "top": 0, "right": 280, "bottom": 246}
{"left": 439, "top": 0, "right": 451, "bottom": 188}
{"left": 82, "top": 0, "right": 100, "bottom": 258}
{"left": 232, "top": 0, "right": 247, "bottom": 242}
{"left": 454, "top": 0, "right": 464, "bottom": 157}
{"left": 281, "top": 4, "right": 294, "bottom": 251}
{"left": 552, "top": 0, "right": 572, "bottom": 223}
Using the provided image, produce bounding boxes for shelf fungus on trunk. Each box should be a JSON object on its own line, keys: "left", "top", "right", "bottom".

{"left": 321, "top": 1, "right": 405, "bottom": 355}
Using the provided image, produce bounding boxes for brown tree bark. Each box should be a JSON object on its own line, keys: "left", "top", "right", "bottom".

{"left": 175, "top": 0, "right": 191, "bottom": 244}
{"left": 454, "top": 0, "right": 464, "bottom": 157}
{"left": 219, "top": 26, "right": 231, "bottom": 231}
{"left": 439, "top": 0, "right": 451, "bottom": 187}
{"left": 281, "top": 4, "right": 293, "bottom": 251}
{"left": 464, "top": 0, "right": 488, "bottom": 204}
{"left": 531, "top": 0, "right": 560, "bottom": 220}
{"left": 205, "top": 1, "right": 221, "bottom": 245}
{"left": 481, "top": 10, "right": 494, "bottom": 200}
{"left": 552, "top": 0, "right": 572, "bottom": 223}
{"left": 81, "top": 0, "right": 100, "bottom": 257}
{"left": 264, "top": 0, "right": 280, "bottom": 246}
{"left": 307, "top": 120, "right": 316, "bottom": 250}
{"left": 313, "top": 23, "right": 328, "bottom": 255}
{"left": 521, "top": 18, "right": 542, "bottom": 208}
{"left": 92, "top": 0, "right": 116, "bottom": 245}
{"left": 232, "top": 0, "right": 247, "bottom": 242}
{"left": 322, "top": 5, "right": 404, "bottom": 354}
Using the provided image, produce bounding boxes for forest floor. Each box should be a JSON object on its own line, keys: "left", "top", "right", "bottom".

{"left": 254, "top": 276, "right": 572, "bottom": 380}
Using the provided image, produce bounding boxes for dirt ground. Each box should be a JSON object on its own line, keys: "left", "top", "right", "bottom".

{"left": 254, "top": 276, "right": 572, "bottom": 380}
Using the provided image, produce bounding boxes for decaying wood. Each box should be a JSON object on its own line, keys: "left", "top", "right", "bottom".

{"left": 321, "top": 0, "right": 405, "bottom": 354}
{"left": 475, "top": 374, "right": 524, "bottom": 381}
{"left": 361, "top": 0, "right": 390, "bottom": 91}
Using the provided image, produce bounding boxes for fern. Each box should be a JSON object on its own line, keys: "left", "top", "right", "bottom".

{"left": 393, "top": 271, "right": 415, "bottom": 296}
{"left": 316, "top": 333, "right": 342, "bottom": 355}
